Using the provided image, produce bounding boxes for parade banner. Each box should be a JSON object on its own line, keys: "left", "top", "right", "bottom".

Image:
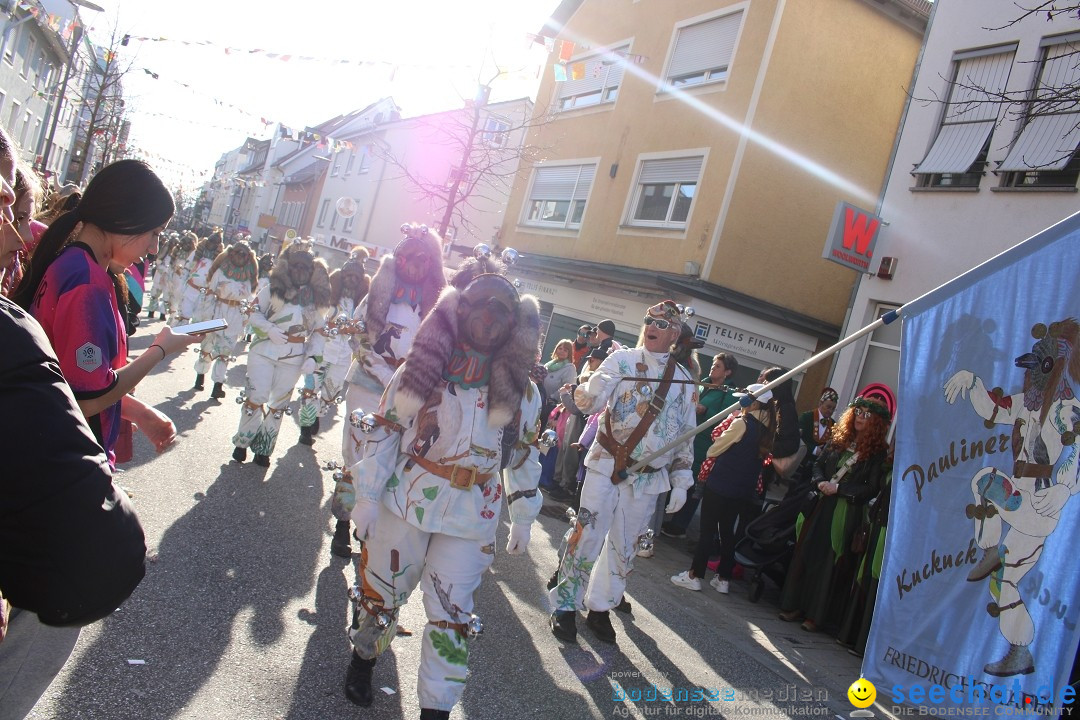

{"left": 865, "top": 212, "right": 1080, "bottom": 717}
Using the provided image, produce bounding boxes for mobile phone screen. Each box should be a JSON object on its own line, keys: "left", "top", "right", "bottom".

{"left": 173, "top": 319, "right": 228, "bottom": 336}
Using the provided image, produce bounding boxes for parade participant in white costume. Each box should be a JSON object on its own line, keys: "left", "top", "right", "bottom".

{"left": 193, "top": 240, "right": 258, "bottom": 399}
{"left": 177, "top": 231, "right": 223, "bottom": 339}
{"left": 145, "top": 232, "right": 177, "bottom": 319}
{"left": 299, "top": 248, "right": 370, "bottom": 448}
{"left": 164, "top": 231, "right": 196, "bottom": 325}
{"left": 330, "top": 224, "right": 445, "bottom": 557}
{"left": 549, "top": 301, "right": 697, "bottom": 645}
{"left": 230, "top": 240, "right": 331, "bottom": 467}
{"left": 342, "top": 254, "right": 542, "bottom": 720}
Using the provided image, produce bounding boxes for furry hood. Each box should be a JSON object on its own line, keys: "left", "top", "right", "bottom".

{"left": 364, "top": 225, "right": 446, "bottom": 342}
{"left": 208, "top": 243, "right": 258, "bottom": 291}
{"left": 269, "top": 243, "right": 332, "bottom": 313}
{"left": 393, "top": 283, "right": 541, "bottom": 429}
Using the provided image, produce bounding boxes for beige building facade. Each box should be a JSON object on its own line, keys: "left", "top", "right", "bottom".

{"left": 500, "top": 0, "right": 928, "bottom": 396}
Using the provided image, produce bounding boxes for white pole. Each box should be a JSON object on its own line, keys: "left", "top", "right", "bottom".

{"left": 627, "top": 307, "right": 901, "bottom": 472}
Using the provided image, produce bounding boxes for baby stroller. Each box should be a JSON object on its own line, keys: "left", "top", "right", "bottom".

{"left": 734, "top": 479, "right": 817, "bottom": 602}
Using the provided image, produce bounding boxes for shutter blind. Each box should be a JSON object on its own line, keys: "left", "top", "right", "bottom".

{"left": 667, "top": 11, "right": 742, "bottom": 79}
{"left": 638, "top": 157, "right": 704, "bottom": 184}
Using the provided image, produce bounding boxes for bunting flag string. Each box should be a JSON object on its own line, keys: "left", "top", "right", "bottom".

{"left": 550, "top": 49, "right": 648, "bottom": 82}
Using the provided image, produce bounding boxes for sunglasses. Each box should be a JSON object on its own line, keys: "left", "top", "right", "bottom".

{"left": 852, "top": 408, "right": 875, "bottom": 419}
{"left": 578, "top": 328, "right": 595, "bottom": 336}
{"left": 643, "top": 316, "right": 673, "bottom": 330}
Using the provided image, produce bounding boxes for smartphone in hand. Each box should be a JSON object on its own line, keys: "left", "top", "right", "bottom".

{"left": 172, "top": 319, "right": 228, "bottom": 336}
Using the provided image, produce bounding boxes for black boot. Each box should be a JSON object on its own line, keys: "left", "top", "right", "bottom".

{"left": 146, "top": 308, "right": 154, "bottom": 319}
{"left": 419, "top": 710, "right": 450, "bottom": 720}
{"left": 193, "top": 373, "right": 205, "bottom": 390}
{"left": 546, "top": 570, "right": 559, "bottom": 590}
{"left": 210, "top": 382, "right": 226, "bottom": 399}
{"left": 253, "top": 454, "right": 271, "bottom": 468}
{"left": 331, "top": 520, "right": 351, "bottom": 558}
{"left": 232, "top": 446, "right": 247, "bottom": 463}
{"left": 549, "top": 611, "right": 577, "bottom": 643}
{"left": 587, "top": 610, "right": 617, "bottom": 643}
{"left": 344, "top": 652, "right": 376, "bottom": 707}
{"left": 298, "top": 426, "right": 315, "bottom": 446}
{"left": 158, "top": 312, "right": 166, "bottom": 320}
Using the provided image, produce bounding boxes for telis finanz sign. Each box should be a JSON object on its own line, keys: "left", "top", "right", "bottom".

{"left": 822, "top": 201, "right": 883, "bottom": 273}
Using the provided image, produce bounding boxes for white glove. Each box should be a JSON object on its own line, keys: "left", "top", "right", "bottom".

{"left": 300, "top": 357, "right": 317, "bottom": 375}
{"left": 505, "top": 523, "right": 531, "bottom": 555}
{"left": 265, "top": 326, "right": 288, "bottom": 345}
{"left": 350, "top": 499, "right": 380, "bottom": 541}
{"left": 665, "top": 486, "right": 688, "bottom": 514}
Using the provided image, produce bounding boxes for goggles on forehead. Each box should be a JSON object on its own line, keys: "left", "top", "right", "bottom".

{"left": 643, "top": 316, "right": 674, "bottom": 330}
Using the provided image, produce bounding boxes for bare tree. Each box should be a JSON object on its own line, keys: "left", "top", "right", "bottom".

{"left": 67, "top": 23, "right": 132, "bottom": 183}
{"left": 370, "top": 79, "right": 554, "bottom": 250}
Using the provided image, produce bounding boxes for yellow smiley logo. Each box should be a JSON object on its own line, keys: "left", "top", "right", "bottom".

{"left": 848, "top": 677, "right": 876, "bottom": 708}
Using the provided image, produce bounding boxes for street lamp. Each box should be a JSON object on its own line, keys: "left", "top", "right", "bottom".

{"left": 39, "top": 0, "right": 104, "bottom": 178}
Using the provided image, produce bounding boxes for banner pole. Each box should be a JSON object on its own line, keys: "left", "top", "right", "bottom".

{"left": 626, "top": 308, "right": 902, "bottom": 473}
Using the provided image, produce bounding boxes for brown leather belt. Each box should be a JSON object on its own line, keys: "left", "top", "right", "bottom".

{"left": 1014, "top": 461, "right": 1053, "bottom": 478}
{"left": 595, "top": 430, "right": 662, "bottom": 476}
{"left": 187, "top": 279, "right": 204, "bottom": 290}
{"left": 218, "top": 297, "right": 245, "bottom": 307}
{"left": 286, "top": 334, "right": 307, "bottom": 343}
{"left": 407, "top": 454, "right": 492, "bottom": 490}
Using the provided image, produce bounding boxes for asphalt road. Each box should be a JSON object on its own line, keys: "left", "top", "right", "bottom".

{"left": 24, "top": 318, "right": 886, "bottom": 720}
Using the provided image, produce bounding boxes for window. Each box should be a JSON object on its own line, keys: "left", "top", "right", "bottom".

{"left": 482, "top": 116, "right": 511, "bottom": 147}
{"left": 344, "top": 150, "right": 355, "bottom": 175}
{"left": 3, "top": 27, "right": 14, "bottom": 65}
{"left": 524, "top": 163, "right": 596, "bottom": 229}
{"left": 556, "top": 45, "right": 628, "bottom": 111}
{"left": 628, "top": 156, "right": 703, "bottom": 228}
{"left": 447, "top": 165, "right": 471, "bottom": 187}
{"left": 998, "top": 36, "right": 1080, "bottom": 188}
{"left": 664, "top": 9, "right": 744, "bottom": 89}
{"left": 343, "top": 209, "right": 356, "bottom": 233}
{"left": 21, "top": 37, "right": 34, "bottom": 78}
{"left": 31, "top": 118, "right": 40, "bottom": 149}
{"left": 19, "top": 110, "right": 30, "bottom": 146}
{"left": 358, "top": 149, "right": 370, "bottom": 173}
{"left": 331, "top": 151, "right": 342, "bottom": 176}
{"left": 317, "top": 198, "right": 330, "bottom": 226}
{"left": 854, "top": 303, "right": 900, "bottom": 401}
{"left": 0, "top": 90, "right": 6, "bottom": 118}
{"left": 913, "top": 46, "right": 1015, "bottom": 188}
{"left": 330, "top": 209, "right": 338, "bottom": 230}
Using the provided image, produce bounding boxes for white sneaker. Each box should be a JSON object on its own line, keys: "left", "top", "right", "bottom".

{"left": 710, "top": 577, "right": 730, "bottom": 594}
{"left": 670, "top": 571, "right": 701, "bottom": 591}
{"left": 636, "top": 547, "right": 654, "bottom": 558}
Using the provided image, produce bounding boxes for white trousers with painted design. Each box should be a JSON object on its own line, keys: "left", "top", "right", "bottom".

{"left": 332, "top": 382, "right": 386, "bottom": 520}
{"left": 349, "top": 505, "right": 495, "bottom": 712}
{"left": 232, "top": 352, "right": 303, "bottom": 456}
{"left": 298, "top": 359, "right": 349, "bottom": 429}
{"left": 548, "top": 468, "right": 656, "bottom": 613}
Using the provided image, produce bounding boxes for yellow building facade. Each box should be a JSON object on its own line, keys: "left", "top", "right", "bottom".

{"left": 501, "top": 0, "right": 928, "bottom": 399}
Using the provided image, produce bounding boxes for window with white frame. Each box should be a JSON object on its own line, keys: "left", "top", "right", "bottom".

{"left": 331, "top": 151, "right": 342, "bottom": 176}
{"left": 330, "top": 209, "right": 338, "bottom": 230}
{"left": 20, "top": 37, "right": 34, "bottom": 78}
{"left": 343, "top": 207, "right": 356, "bottom": 233}
{"left": 482, "top": 116, "right": 511, "bottom": 147}
{"left": 854, "top": 303, "right": 900, "bottom": 400}
{"left": 524, "top": 163, "right": 596, "bottom": 229}
{"left": 31, "top": 118, "right": 40, "bottom": 149}
{"left": 556, "top": 44, "right": 629, "bottom": 111}
{"left": 0, "top": 90, "right": 6, "bottom": 118}
{"left": 19, "top": 110, "right": 31, "bottom": 146}
{"left": 317, "top": 198, "right": 331, "bottom": 226}
{"left": 358, "top": 149, "right": 370, "bottom": 173}
{"left": 913, "top": 46, "right": 1016, "bottom": 188}
{"left": 627, "top": 156, "right": 703, "bottom": 228}
{"left": 664, "top": 9, "right": 744, "bottom": 89}
{"left": 998, "top": 34, "right": 1080, "bottom": 188}
{"left": 344, "top": 150, "right": 355, "bottom": 174}
{"left": 3, "top": 28, "right": 14, "bottom": 65}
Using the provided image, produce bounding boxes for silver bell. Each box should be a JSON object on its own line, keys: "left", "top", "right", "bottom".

{"left": 272, "top": 410, "right": 283, "bottom": 420}
{"left": 639, "top": 385, "right": 652, "bottom": 398}
{"left": 564, "top": 507, "right": 577, "bottom": 525}
{"left": 473, "top": 243, "right": 491, "bottom": 259}
{"left": 682, "top": 306, "right": 695, "bottom": 319}
{"left": 349, "top": 409, "right": 366, "bottom": 428}
{"left": 513, "top": 278, "right": 522, "bottom": 289}
{"left": 283, "top": 406, "right": 292, "bottom": 416}
{"left": 335, "top": 313, "right": 350, "bottom": 326}
{"left": 329, "top": 328, "right": 340, "bottom": 337}
{"left": 538, "top": 429, "right": 558, "bottom": 448}
{"left": 399, "top": 223, "right": 411, "bottom": 235}
{"left": 500, "top": 247, "right": 519, "bottom": 265}
{"left": 419, "top": 224, "right": 429, "bottom": 236}
{"left": 375, "top": 611, "right": 393, "bottom": 629}
{"left": 228, "top": 356, "right": 237, "bottom": 363}
{"left": 332, "top": 470, "right": 344, "bottom": 482}
{"left": 334, "top": 395, "right": 344, "bottom": 404}
{"left": 465, "top": 614, "right": 484, "bottom": 638}
{"left": 238, "top": 389, "right": 247, "bottom": 398}
{"left": 355, "top": 318, "right": 367, "bottom": 333}
{"left": 359, "top": 413, "right": 378, "bottom": 434}
{"left": 675, "top": 303, "right": 684, "bottom": 314}
{"left": 637, "top": 529, "right": 655, "bottom": 552}
{"left": 235, "top": 396, "right": 244, "bottom": 405}
{"left": 324, "top": 460, "right": 340, "bottom": 470}
{"left": 244, "top": 408, "right": 254, "bottom": 416}
{"left": 192, "top": 347, "right": 200, "bottom": 354}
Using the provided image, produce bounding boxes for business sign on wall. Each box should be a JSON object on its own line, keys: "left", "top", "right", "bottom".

{"left": 690, "top": 317, "right": 808, "bottom": 367}
{"left": 822, "top": 201, "right": 883, "bottom": 273}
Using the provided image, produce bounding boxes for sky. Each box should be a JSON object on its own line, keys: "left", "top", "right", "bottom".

{"left": 70, "top": 0, "right": 562, "bottom": 193}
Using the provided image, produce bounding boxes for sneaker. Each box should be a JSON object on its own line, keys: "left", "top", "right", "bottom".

{"left": 670, "top": 571, "right": 701, "bottom": 591}
{"left": 710, "top": 577, "right": 730, "bottom": 594}
{"left": 660, "top": 523, "right": 686, "bottom": 539}
{"left": 636, "top": 547, "right": 654, "bottom": 558}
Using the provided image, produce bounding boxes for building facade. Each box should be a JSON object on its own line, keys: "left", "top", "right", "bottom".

{"left": 501, "top": 0, "right": 929, "bottom": 396}
{"left": 829, "top": 0, "right": 1080, "bottom": 405}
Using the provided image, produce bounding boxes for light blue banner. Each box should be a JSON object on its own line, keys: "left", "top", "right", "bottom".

{"left": 865, "top": 212, "right": 1080, "bottom": 717}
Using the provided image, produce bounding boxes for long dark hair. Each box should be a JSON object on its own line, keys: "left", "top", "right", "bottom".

{"left": 12, "top": 160, "right": 174, "bottom": 309}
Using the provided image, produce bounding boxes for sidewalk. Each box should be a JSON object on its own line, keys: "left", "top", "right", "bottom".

{"left": 539, "top": 494, "right": 900, "bottom": 720}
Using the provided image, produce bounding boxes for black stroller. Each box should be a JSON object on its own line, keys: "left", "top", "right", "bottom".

{"left": 734, "top": 479, "right": 817, "bottom": 602}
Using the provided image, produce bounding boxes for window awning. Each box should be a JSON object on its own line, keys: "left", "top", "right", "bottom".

{"left": 913, "top": 121, "right": 994, "bottom": 174}
{"left": 998, "top": 113, "right": 1080, "bottom": 171}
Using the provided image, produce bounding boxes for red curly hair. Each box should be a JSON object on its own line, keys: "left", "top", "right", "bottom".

{"left": 827, "top": 398, "right": 889, "bottom": 458}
